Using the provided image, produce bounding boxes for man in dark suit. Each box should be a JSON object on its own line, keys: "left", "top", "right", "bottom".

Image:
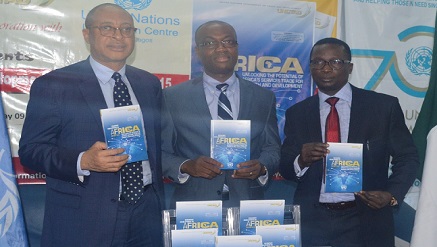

{"left": 19, "top": 3, "right": 164, "bottom": 247}
{"left": 162, "top": 20, "right": 281, "bottom": 208}
{"left": 279, "top": 38, "right": 418, "bottom": 247}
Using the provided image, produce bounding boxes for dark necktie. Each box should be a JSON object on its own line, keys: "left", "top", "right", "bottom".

{"left": 324, "top": 97, "right": 340, "bottom": 184}
{"left": 216, "top": 83, "right": 233, "bottom": 120}
{"left": 112, "top": 72, "right": 143, "bottom": 204}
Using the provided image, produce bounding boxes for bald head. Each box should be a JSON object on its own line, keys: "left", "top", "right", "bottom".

{"left": 85, "top": 3, "right": 133, "bottom": 28}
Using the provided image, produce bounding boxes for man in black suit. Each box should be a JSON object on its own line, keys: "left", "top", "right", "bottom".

{"left": 19, "top": 3, "right": 163, "bottom": 246}
{"left": 280, "top": 38, "right": 418, "bottom": 247}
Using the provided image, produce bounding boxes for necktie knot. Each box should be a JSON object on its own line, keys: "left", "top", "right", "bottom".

{"left": 216, "top": 83, "right": 229, "bottom": 93}
{"left": 112, "top": 72, "right": 122, "bottom": 83}
{"left": 112, "top": 72, "right": 132, "bottom": 107}
{"left": 326, "top": 97, "right": 339, "bottom": 106}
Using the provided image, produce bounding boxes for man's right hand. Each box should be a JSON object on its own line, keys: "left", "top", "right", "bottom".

{"left": 298, "top": 142, "right": 329, "bottom": 169}
{"left": 80, "top": 141, "right": 129, "bottom": 172}
{"left": 181, "top": 156, "right": 223, "bottom": 179}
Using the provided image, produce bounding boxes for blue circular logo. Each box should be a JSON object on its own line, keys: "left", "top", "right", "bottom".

{"left": 406, "top": 46, "right": 432, "bottom": 76}
{"left": 115, "top": 0, "right": 152, "bottom": 10}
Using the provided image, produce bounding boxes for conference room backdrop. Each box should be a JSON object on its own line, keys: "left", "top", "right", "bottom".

{"left": 1, "top": 0, "right": 435, "bottom": 246}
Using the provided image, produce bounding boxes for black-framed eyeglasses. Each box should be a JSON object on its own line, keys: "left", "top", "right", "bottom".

{"left": 89, "top": 25, "right": 138, "bottom": 38}
{"left": 198, "top": 40, "right": 238, "bottom": 49}
{"left": 310, "top": 59, "right": 351, "bottom": 70}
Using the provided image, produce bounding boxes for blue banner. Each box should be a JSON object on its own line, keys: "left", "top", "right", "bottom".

{"left": 192, "top": 0, "right": 316, "bottom": 139}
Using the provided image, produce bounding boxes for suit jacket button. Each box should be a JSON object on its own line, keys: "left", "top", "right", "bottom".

{"left": 217, "top": 190, "right": 222, "bottom": 195}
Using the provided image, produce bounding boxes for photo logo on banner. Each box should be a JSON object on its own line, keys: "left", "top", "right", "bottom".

{"left": 115, "top": 0, "right": 152, "bottom": 10}
{"left": 352, "top": 26, "right": 433, "bottom": 99}
{"left": 406, "top": 46, "right": 432, "bottom": 76}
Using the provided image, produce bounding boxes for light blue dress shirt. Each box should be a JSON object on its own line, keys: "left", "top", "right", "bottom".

{"left": 76, "top": 56, "right": 152, "bottom": 186}
{"left": 178, "top": 73, "right": 268, "bottom": 185}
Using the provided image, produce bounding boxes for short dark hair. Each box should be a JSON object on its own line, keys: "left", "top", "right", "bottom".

{"left": 310, "top": 37, "right": 352, "bottom": 61}
{"left": 85, "top": 3, "right": 131, "bottom": 28}
{"left": 194, "top": 20, "right": 237, "bottom": 45}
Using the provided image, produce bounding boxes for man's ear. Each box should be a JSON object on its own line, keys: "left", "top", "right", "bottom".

{"left": 82, "top": 28, "right": 90, "bottom": 44}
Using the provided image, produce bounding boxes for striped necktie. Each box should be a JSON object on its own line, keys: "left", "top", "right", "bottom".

{"left": 216, "top": 83, "right": 233, "bottom": 120}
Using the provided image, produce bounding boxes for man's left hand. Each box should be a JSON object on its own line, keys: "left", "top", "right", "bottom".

{"left": 355, "top": 191, "right": 392, "bottom": 209}
{"left": 232, "top": 160, "right": 265, "bottom": 180}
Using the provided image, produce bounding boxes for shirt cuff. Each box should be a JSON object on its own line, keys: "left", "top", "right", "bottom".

{"left": 178, "top": 159, "right": 191, "bottom": 184}
{"left": 294, "top": 155, "right": 308, "bottom": 177}
{"left": 257, "top": 167, "right": 269, "bottom": 185}
{"left": 77, "top": 152, "right": 90, "bottom": 182}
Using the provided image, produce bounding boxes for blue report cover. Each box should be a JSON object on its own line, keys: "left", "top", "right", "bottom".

{"left": 171, "top": 228, "right": 218, "bottom": 247}
{"left": 211, "top": 120, "right": 250, "bottom": 170}
{"left": 325, "top": 143, "right": 363, "bottom": 193}
{"left": 176, "top": 201, "right": 222, "bottom": 234}
{"left": 100, "top": 105, "right": 148, "bottom": 163}
{"left": 256, "top": 224, "right": 300, "bottom": 247}
{"left": 240, "top": 200, "right": 285, "bottom": 235}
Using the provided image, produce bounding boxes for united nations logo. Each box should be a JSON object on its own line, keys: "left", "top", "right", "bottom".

{"left": 406, "top": 46, "right": 432, "bottom": 76}
{"left": 115, "top": 0, "right": 152, "bottom": 10}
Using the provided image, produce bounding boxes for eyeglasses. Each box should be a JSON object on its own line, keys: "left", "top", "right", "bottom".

{"left": 89, "top": 25, "right": 137, "bottom": 38}
{"left": 198, "top": 40, "right": 238, "bottom": 49}
{"left": 310, "top": 59, "right": 351, "bottom": 70}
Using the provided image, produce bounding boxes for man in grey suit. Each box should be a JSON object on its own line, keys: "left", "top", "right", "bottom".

{"left": 162, "top": 20, "right": 280, "bottom": 208}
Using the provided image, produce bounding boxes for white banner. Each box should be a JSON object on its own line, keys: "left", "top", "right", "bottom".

{"left": 341, "top": 0, "right": 436, "bottom": 245}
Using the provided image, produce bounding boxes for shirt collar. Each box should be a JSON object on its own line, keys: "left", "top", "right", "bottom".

{"left": 89, "top": 56, "right": 127, "bottom": 85}
{"left": 318, "top": 82, "right": 352, "bottom": 106}
{"left": 203, "top": 72, "right": 238, "bottom": 93}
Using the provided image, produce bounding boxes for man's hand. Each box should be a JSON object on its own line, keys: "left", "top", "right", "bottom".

{"left": 355, "top": 191, "right": 392, "bottom": 209}
{"left": 298, "top": 142, "right": 329, "bottom": 169}
{"left": 80, "top": 141, "right": 128, "bottom": 172}
{"left": 232, "top": 160, "right": 264, "bottom": 180}
{"left": 180, "top": 156, "right": 223, "bottom": 179}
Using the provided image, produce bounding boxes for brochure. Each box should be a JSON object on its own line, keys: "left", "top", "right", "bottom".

{"left": 211, "top": 120, "right": 250, "bottom": 170}
{"left": 171, "top": 228, "right": 217, "bottom": 247}
{"left": 176, "top": 201, "right": 222, "bottom": 234}
{"left": 324, "top": 142, "right": 363, "bottom": 193}
{"left": 215, "top": 235, "right": 263, "bottom": 247}
{"left": 100, "top": 105, "right": 148, "bottom": 162}
{"left": 256, "top": 224, "right": 300, "bottom": 247}
{"left": 239, "top": 200, "right": 285, "bottom": 235}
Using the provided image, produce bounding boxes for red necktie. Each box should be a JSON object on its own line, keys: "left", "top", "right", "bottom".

{"left": 324, "top": 97, "right": 340, "bottom": 184}
{"left": 325, "top": 97, "right": 340, "bottom": 142}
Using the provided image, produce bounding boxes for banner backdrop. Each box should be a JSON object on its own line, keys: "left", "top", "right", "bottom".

{"left": 191, "top": 0, "right": 316, "bottom": 139}
{"left": 1, "top": 0, "right": 339, "bottom": 183}
{"left": 0, "top": 0, "right": 436, "bottom": 245}
{"left": 341, "top": 0, "right": 436, "bottom": 245}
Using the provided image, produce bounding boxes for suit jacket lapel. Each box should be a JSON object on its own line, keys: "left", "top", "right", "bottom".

{"left": 191, "top": 77, "right": 213, "bottom": 128}
{"left": 348, "top": 85, "right": 367, "bottom": 143}
{"left": 238, "top": 78, "right": 253, "bottom": 120}
{"left": 306, "top": 96, "right": 323, "bottom": 142}
{"left": 77, "top": 60, "right": 107, "bottom": 129}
